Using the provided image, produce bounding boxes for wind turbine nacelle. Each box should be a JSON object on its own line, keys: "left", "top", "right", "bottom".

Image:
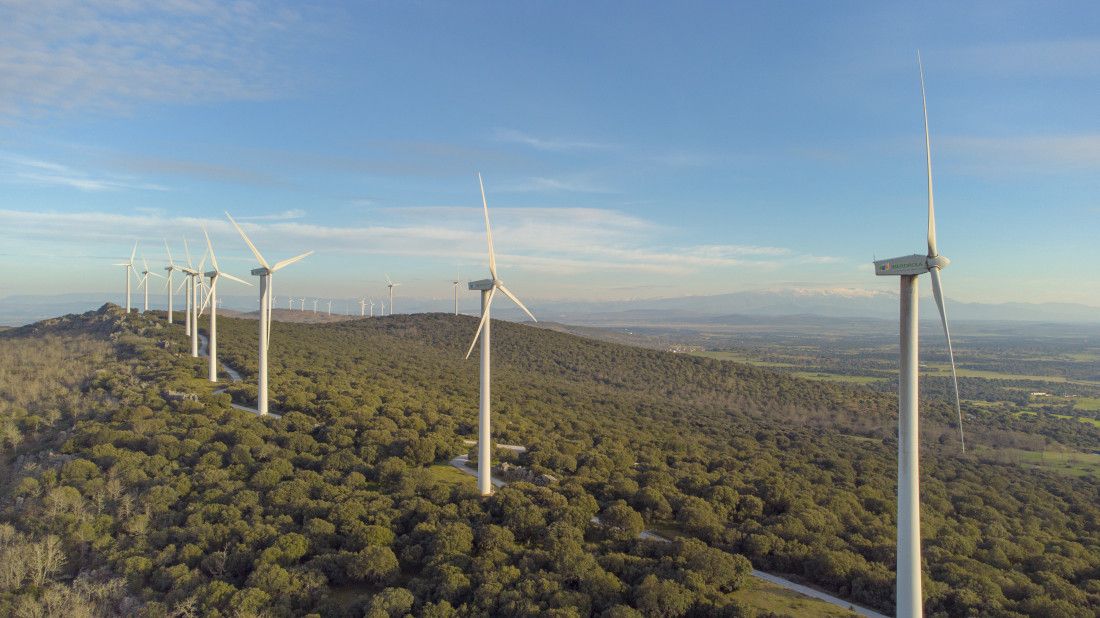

{"left": 874, "top": 254, "right": 931, "bottom": 276}
{"left": 468, "top": 278, "right": 494, "bottom": 291}
{"left": 204, "top": 271, "right": 218, "bottom": 278}
{"left": 250, "top": 267, "right": 272, "bottom": 276}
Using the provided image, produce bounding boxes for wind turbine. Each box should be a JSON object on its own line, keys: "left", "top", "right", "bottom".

{"left": 369, "top": 298, "right": 376, "bottom": 317}
{"left": 299, "top": 297, "right": 306, "bottom": 311}
{"left": 226, "top": 212, "right": 313, "bottom": 415}
{"left": 199, "top": 227, "right": 251, "bottom": 382}
{"left": 464, "top": 173, "right": 537, "bottom": 496}
{"left": 178, "top": 239, "right": 198, "bottom": 339}
{"left": 312, "top": 299, "right": 318, "bottom": 313}
{"left": 137, "top": 256, "right": 164, "bottom": 313}
{"left": 163, "top": 241, "right": 180, "bottom": 323}
{"left": 872, "top": 54, "right": 966, "bottom": 618}
{"left": 452, "top": 268, "right": 461, "bottom": 315}
{"left": 287, "top": 297, "right": 293, "bottom": 310}
{"left": 326, "top": 299, "right": 332, "bottom": 316}
{"left": 359, "top": 298, "right": 367, "bottom": 316}
{"left": 113, "top": 242, "right": 138, "bottom": 313}
{"left": 385, "top": 274, "right": 400, "bottom": 315}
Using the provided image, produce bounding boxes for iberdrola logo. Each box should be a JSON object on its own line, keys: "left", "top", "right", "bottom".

{"left": 879, "top": 263, "right": 891, "bottom": 271}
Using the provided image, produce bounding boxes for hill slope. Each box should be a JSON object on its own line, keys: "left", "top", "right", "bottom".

{"left": 0, "top": 307, "right": 1097, "bottom": 616}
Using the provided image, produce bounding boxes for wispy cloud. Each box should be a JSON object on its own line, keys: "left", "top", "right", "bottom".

{"left": 495, "top": 175, "right": 615, "bottom": 194}
{"left": 0, "top": 153, "right": 168, "bottom": 192}
{"left": 236, "top": 209, "right": 306, "bottom": 221}
{"left": 0, "top": 1, "right": 306, "bottom": 116}
{"left": 494, "top": 128, "right": 614, "bottom": 152}
{"left": 944, "top": 134, "right": 1100, "bottom": 173}
{"left": 0, "top": 207, "right": 839, "bottom": 280}
{"left": 950, "top": 39, "right": 1100, "bottom": 77}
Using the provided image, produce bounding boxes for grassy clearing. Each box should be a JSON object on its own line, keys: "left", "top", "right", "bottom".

{"left": 426, "top": 464, "right": 477, "bottom": 487}
{"left": 1014, "top": 449, "right": 1100, "bottom": 478}
{"left": 690, "top": 351, "right": 796, "bottom": 367}
{"left": 1014, "top": 410, "right": 1100, "bottom": 428}
{"left": 790, "top": 371, "right": 884, "bottom": 385}
{"left": 1074, "top": 396, "right": 1100, "bottom": 412}
{"left": 925, "top": 363, "right": 1100, "bottom": 386}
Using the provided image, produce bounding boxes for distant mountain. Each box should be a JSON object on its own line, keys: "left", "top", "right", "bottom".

{"left": 3, "top": 288, "right": 1098, "bottom": 326}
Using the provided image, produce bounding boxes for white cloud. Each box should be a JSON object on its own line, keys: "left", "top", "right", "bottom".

{"left": 0, "top": 207, "right": 839, "bottom": 279}
{"left": 493, "top": 128, "right": 613, "bottom": 152}
{"left": 0, "top": 153, "right": 168, "bottom": 191}
{"left": 0, "top": 0, "right": 305, "bottom": 116}
{"left": 944, "top": 134, "right": 1100, "bottom": 173}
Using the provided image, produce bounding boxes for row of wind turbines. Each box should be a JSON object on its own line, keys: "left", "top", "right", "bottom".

{"left": 111, "top": 57, "right": 960, "bottom": 618}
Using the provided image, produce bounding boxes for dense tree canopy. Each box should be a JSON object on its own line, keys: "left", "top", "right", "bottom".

{"left": 0, "top": 305, "right": 1096, "bottom": 616}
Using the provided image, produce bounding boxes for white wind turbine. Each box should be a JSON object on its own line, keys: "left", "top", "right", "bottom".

{"left": 163, "top": 241, "right": 181, "bottom": 323}
{"left": 359, "top": 297, "right": 367, "bottom": 316}
{"left": 137, "top": 256, "right": 164, "bottom": 313}
{"left": 872, "top": 55, "right": 966, "bottom": 618}
{"left": 452, "top": 268, "right": 461, "bottom": 315}
{"left": 369, "top": 298, "right": 376, "bottom": 317}
{"left": 312, "top": 299, "right": 318, "bottom": 313}
{"left": 113, "top": 242, "right": 138, "bottom": 313}
{"left": 385, "top": 274, "right": 400, "bottom": 315}
{"left": 226, "top": 212, "right": 313, "bottom": 415}
{"left": 177, "top": 239, "right": 199, "bottom": 341}
{"left": 326, "top": 299, "right": 332, "bottom": 316}
{"left": 199, "top": 227, "right": 251, "bottom": 382}
{"left": 299, "top": 297, "right": 306, "bottom": 311}
{"left": 464, "top": 173, "right": 537, "bottom": 496}
{"left": 178, "top": 245, "right": 207, "bottom": 358}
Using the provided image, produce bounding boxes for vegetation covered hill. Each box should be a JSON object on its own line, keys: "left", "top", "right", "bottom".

{"left": 1, "top": 306, "right": 1097, "bottom": 616}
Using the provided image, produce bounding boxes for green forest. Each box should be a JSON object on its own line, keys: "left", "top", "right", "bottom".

{"left": 0, "top": 305, "right": 1097, "bottom": 617}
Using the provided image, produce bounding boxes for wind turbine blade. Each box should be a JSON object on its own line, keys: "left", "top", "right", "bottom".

{"left": 130, "top": 242, "right": 137, "bottom": 264}
{"left": 142, "top": 256, "right": 149, "bottom": 273}
{"left": 225, "top": 211, "right": 270, "bottom": 269}
{"left": 200, "top": 277, "right": 217, "bottom": 315}
{"left": 464, "top": 287, "right": 497, "bottom": 359}
{"left": 385, "top": 273, "right": 393, "bottom": 285}
{"left": 147, "top": 271, "right": 164, "bottom": 279}
{"left": 219, "top": 272, "right": 252, "bottom": 286}
{"left": 919, "top": 51, "right": 937, "bottom": 258}
{"left": 203, "top": 226, "right": 219, "bottom": 272}
{"left": 183, "top": 238, "right": 193, "bottom": 268}
{"left": 929, "top": 267, "right": 965, "bottom": 453}
{"left": 496, "top": 283, "right": 536, "bottom": 322}
{"left": 271, "top": 250, "right": 313, "bottom": 272}
{"left": 164, "top": 239, "right": 174, "bottom": 266}
{"left": 176, "top": 276, "right": 189, "bottom": 294}
{"left": 478, "top": 172, "right": 497, "bottom": 279}
{"left": 112, "top": 262, "right": 130, "bottom": 266}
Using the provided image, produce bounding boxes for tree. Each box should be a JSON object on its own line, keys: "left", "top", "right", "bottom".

{"left": 349, "top": 546, "right": 399, "bottom": 585}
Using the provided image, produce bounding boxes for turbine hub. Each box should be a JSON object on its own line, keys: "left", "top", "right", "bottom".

{"left": 928, "top": 254, "right": 950, "bottom": 270}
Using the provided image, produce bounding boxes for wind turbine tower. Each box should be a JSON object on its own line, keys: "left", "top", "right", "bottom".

{"left": 872, "top": 55, "right": 966, "bottom": 618}
{"left": 163, "top": 241, "right": 180, "bottom": 323}
{"left": 137, "top": 257, "right": 163, "bottom": 313}
{"left": 386, "top": 274, "right": 400, "bottom": 315}
{"left": 226, "top": 212, "right": 313, "bottom": 415}
{"left": 113, "top": 242, "right": 138, "bottom": 313}
{"left": 464, "top": 173, "right": 537, "bottom": 496}
{"left": 452, "top": 269, "right": 461, "bottom": 315}
{"left": 200, "top": 227, "right": 251, "bottom": 382}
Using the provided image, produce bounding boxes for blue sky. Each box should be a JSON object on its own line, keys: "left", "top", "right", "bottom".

{"left": 2, "top": 1, "right": 1099, "bottom": 308}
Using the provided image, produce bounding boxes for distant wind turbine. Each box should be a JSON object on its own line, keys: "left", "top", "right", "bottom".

{"left": 464, "top": 173, "right": 537, "bottom": 496}
{"left": 163, "top": 241, "right": 180, "bottom": 323}
{"left": 326, "top": 299, "right": 332, "bottom": 315}
{"left": 385, "top": 274, "right": 400, "bottom": 315}
{"left": 369, "top": 298, "right": 376, "bottom": 317}
{"left": 312, "top": 299, "right": 318, "bottom": 313}
{"left": 452, "top": 268, "right": 461, "bottom": 315}
{"left": 199, "top": 227, "right": 251, "bottom": 383}
{"left": 113, "top": 242, "right": 138, "bottom": 313}
{"left": 872, "top": 54, "right": 966, "bottom": 618}
{"left": 226, "top": 212, "right": 313, "bottom": 415}
{"left": 359, "top": 298, "right": 367, "bottom": 316}
{"left": 137, "top": 256, "right": 164, "bottom": 313}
